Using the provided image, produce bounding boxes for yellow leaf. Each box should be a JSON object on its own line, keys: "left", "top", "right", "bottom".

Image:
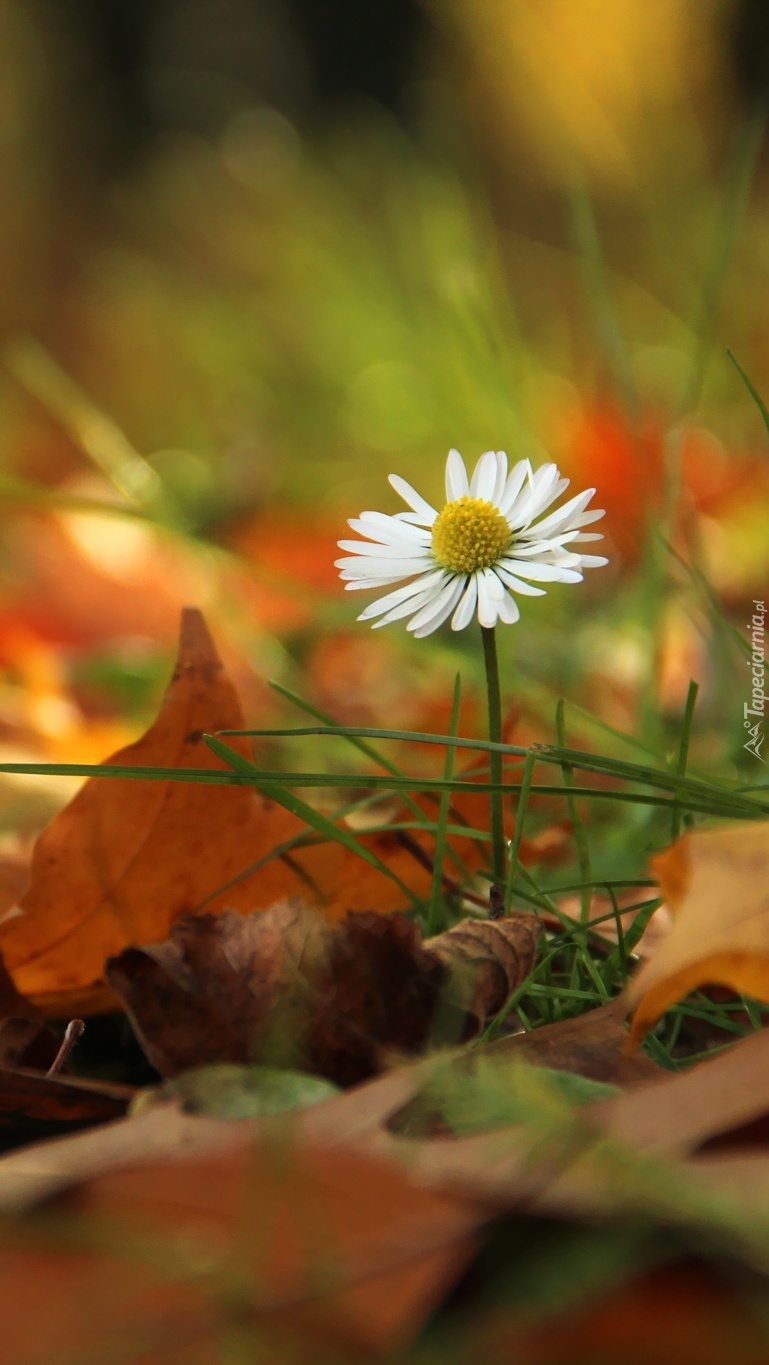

{"left": 627, "top": 822, "right": 769, "bottom": 1046}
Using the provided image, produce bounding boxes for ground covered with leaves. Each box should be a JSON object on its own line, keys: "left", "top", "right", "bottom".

{"left": 3, "top": 9, "right": 769, "bottom": 1357}
{"left": 0, "top": 608, "right": 767, "bottom": 1362}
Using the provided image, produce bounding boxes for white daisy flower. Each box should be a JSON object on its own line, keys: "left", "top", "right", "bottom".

{"left": 336, "top": 449, "right": 608, "bottom": 638}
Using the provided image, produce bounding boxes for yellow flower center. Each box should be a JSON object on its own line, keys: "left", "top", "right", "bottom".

{"left": 431, "top": 496, "right": 511, "bottom": 574}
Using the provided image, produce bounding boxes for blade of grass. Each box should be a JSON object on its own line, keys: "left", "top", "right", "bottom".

{"left": 556, "top": 699, "right": 592, "bottom": 924}
{"left": 504, "top": 748, "right": 536, "bottom": 914}
{"left": 427, "top": 674, "right": 462, "bottom": 935}
{"left": 4, "top": 340, "right": 170, "bottom": 515}
{"left": 270, "top": 681, "right": 475, "bottom": 883}
{"left": 220, "top": 723, "right": 767, "bottom": 816}
{"left": 670, "top": 679, "right": 699, "bottom": 841}
{"left": 204, "top": 736, "right": 422, "bottom": 908}
{"left": 1, "top": 742, "right": 766, "bottom": 822}
{"left": 569, "top": 179, "right": 640, "bottom": 421}
{"left": 727, "top": 347, "right": 769, "bottom": 440}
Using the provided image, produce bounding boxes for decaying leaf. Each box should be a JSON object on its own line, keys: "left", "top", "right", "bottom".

{"left": 427, "top": 915, "right": 541, "bottom": 1028}
{"left": 0, "top": 609, "right": 508, "bottom": 1017}
{"left": 0, "top": 1068, "right": 133, "bottom": 1151}
{"left": 106, "top": 900, "right": 539, "bottom": 1086}
{"left": 626, "top": 822, "right": 769, "bottom": 1046}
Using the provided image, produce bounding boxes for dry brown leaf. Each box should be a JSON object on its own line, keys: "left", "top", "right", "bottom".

{"left": 0, "top": 609, "right": 507, "bottom": 1016}
{"left": 595, "top": 1025, "right": 769, "bottom": 1162}
{"left": 626, "top": 822, "right": 769, "bottom": 1046}
{"left": 0, "top": 1019, "right": 59, "bottom": 1072}
{"left": 0, "top": 1068, "right": 132, "bottom": 1142}
{"left": 487, "top": 999, "right": 662, "bottom": 1087}
{"left": 0, "top": 1128, "right": 485, "bottom": 1364}
{"left": 106, "top": 901, "right": 540, "bottom": 1086}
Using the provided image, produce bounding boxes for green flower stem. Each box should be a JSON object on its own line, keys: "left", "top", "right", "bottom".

{"left": 481, "top": 624, "right": 507, "bottom": 890}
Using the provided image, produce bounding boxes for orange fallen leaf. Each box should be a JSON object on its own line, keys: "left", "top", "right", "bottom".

{"left": 626, "top": 822, "right": 769, "bottom": 1047}
{"left": 0, "top": 609, "right": 501, "bottom": 1016}
{"left": 476, "top": 1260, "right": 769, "bottom": 1365}
{"left": 0, "top": 609, "right": 316, "bottom": 1014}
{"left": 0, "top": 1132, "right": 484, "bottom": 1363}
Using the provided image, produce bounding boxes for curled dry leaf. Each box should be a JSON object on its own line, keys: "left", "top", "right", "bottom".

{"left": 626, "top": 822, "right": 769, "bottom": 1047}
{"left": 427, "top": 915, "right": 541, "bottom": 1028}
{"left": 0, "top": 608, "right": 503, "bottom": 1016}
{"left": 106, "top": 900, "right": 539, "bottom": 1087}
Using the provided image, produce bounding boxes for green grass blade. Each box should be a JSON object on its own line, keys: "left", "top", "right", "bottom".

{"left": 727, "top": 347, "right": 769, "bottom": 441}
{"left": 427, "top": 674, "right": 461, "bottom": 936}
{"left": 671, "top": 680, "right": 699, "bottom": 841}
{"left": 204, "top": 735, "right": 421, "bottom": 908}
{"left": 556, "top": 699, "right": 593, "bottom": 924}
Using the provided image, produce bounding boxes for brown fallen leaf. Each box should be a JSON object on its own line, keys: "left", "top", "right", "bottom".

{"left": 0, "top": 1128, "right": 485, "bottom": 1364}
{"left": 470, "top": 1259, "right": 769, "bottom": 1365}
{"left": 0, "top": 609, "right": 507, "bottom": 1017}
{"left": 0, "top": 1068, "right": 133, "bottom": 1155}
{"left": 0, "top": 1018, "right": 59, "bottom": 1072}
{"left": 595, "top": 1025, "right": 769, "bottom": 1162}
{"left": 106, "top": 901, "right": 539, "bottom": 1086}
{"left": 626, "top": 822, "right": 769, "bottom": 1046}
{"left": 486, "top": 999, "right": 662, "bottom": 1087}
{"left": 0, "top": 949, "right": 39, "bottom": 1020}
{"left": 427, "top": 914, "right": 541, "bottom": 1029}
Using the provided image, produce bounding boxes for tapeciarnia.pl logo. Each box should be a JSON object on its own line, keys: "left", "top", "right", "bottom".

{"left": 744, "top": 599, "right": 766, "bottom": 762}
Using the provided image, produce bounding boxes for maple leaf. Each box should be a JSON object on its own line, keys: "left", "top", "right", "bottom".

{"left": 0, "top": 608, "right": 522, "bottom": 1016}
{"left": 626, "top": 821, "right": 769, "bottom": 1046}
{"left": 106, "top": 900, "right": 540, "bottom": 1085}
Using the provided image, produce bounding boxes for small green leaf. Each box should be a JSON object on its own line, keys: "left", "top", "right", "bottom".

{"left": 135, "top": 1064, "right": 340, "bottom": 1119}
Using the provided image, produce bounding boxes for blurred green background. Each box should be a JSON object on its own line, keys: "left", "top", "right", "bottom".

{"left": 0, "top": 0, "right": 768, "bottom": 813}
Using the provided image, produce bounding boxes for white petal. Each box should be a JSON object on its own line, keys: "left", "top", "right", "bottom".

{"left": 527, "top": 474, "right": 570, "bottom": 524}
{"left": 496, "top": 591, "right": 521, "bottom": 625}
{"left": 336, "top": 555, "right": 431, "bottom": 577}
{"left": 477, "top": 568, "right": 503, "bottom": 628}
{"left": 509, "top": 536, "right": 580, "bottom": 557}
{"left": 469, "top": 450, "right": 498, "bottom": 500}
{"left": 451, "top": 575, "right": 478, "bottom": 631}
{"left": 445, "top": 448, "right": 470, "bottom": 501}
{"left": 500, "top": 459, "right": 533, "bottom": 517}
{"left": 388, "top": 474, "right": 438, "bottom": 523}
{"left": 337, "top": 539, "right": 432, "bottom": 560}
{"left": 372, "top": 577, "right": 451, "bottom": 629}
{"left": 576, "top": 554, "right": 609, "bottom": 568}
{"left": 499, "top": 557, "right": 581, "bottom": 583}
{"left": 343, "top": 573, "right": 420, "bottom": 589}
{"left": 492, "top": 451, "right": 508, "bottom": 505}
{"left": 357, "top": 569, "right": 446, "bottom": 620}
{"left": 395, "top": 511, "right": 435, "bottom": 526}
{"left": 527, "top": 488, "right": 595, "bottom": 539}
{"left": 571, "top": 532, "right": 605, "bottom": 543}
{"left": 350, "top": 512, "right": 431, "bottom": 544}
{"left": 494, "top": 566, "right": 547, "bottom": 596}
{"left": 408, "top": 576, "right": 466, "bottom": 637}
{"left": 511, "top": 465, "right": 564, "bottom": 527}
